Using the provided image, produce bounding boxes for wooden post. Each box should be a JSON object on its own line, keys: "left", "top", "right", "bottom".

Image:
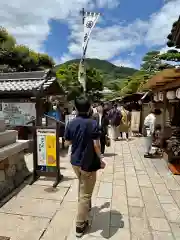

{"left": 30, "top": 120, "right": 39, "bottom": 185}
{"left": 53, "top": 121, "right": 63, "bottom": 188}
{"left": 162, "top": 91, "right": 167, "bottom": 131}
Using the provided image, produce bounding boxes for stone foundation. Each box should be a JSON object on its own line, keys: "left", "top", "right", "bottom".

{"left": 0, "top": 151, "right": 30, "bottom": 201}
{"left": 0, "top": 118, "right": 30, "bottom": 201}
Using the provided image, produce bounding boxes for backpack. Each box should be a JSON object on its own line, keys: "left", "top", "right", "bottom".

{"left": 111, "top": 109, "right": 122, "bottom": 126}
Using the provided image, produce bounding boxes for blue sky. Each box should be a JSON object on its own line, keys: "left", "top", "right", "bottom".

{"left": 2, "top": 0, "right": 180, "bottom": 69}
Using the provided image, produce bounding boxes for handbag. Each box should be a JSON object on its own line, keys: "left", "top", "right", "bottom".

{"left": 80, "top": 119, "right": 101, "bottom": 172}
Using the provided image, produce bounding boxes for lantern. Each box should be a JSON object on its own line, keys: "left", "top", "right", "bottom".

{"left": 158, "top": 92, "right": 164, "bottom": 101}
{"left": 166, "top": 90, "right": 176, "bottom": 100}
{"left": 176, "top": 88, "right": 180, "bottom": 99}
{"left": 153, "top": 93, "right": 158, "bottom": 102}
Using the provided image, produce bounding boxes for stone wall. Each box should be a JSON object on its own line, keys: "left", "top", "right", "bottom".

{"left": 0, "top": 151, "right": 30, "bottom": 201}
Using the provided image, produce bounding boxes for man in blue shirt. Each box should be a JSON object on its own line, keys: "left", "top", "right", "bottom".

{"left": 64, "top": 95, "right": 105, "bottom": 238}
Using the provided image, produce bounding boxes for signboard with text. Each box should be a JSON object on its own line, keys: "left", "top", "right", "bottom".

{"left": 37, "top": 129, "right": 57, "bottom": 171}
{"left": 0, "top": 102, "right": 36, "bottom": 126}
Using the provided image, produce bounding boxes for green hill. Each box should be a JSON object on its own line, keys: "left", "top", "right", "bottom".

{"left": 55, "top": 58, "right": 137, "bottom": 79}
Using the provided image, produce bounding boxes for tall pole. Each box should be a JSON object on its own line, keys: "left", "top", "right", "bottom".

{"left": 79, "top": 8, "right": 86, "bottom": 95}
{"left": 78, "top": 8, "right": 100, "bottom": 96}
{"left": 80, "top": 8, "right": 85, "bottom": 24}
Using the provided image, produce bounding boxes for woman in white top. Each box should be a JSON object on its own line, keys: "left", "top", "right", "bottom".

{"left": 143, "top": 109, "right": 161, "bottom": 158}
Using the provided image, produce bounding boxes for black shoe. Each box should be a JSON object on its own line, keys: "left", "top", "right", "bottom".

{"left": 144, "top": 153, "right": 153, "bottom": 158}
{"left": 76, "top": 221, "right": 89, "bottom": 238}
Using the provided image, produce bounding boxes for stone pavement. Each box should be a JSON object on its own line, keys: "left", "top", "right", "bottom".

{"left": 0, "top": 137, "right": 180, "bottom": 239}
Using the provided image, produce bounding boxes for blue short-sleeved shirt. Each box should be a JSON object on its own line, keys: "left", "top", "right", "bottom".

{"left": 64, "top": 116, "right": 100, "bottom": 166}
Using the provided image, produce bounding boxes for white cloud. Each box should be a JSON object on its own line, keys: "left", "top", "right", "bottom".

{"left": 145, "top": 0, "right": 180, "bottom": 46}
{"left": 160, "top": 46, "right": 177, "bottom": 53}
{"left": 0, "top": 0, "right": 120, "bottom": 52}
{"left": 96, "top": 0, "right": 120, "bottom": 8}
{"left": 62, "top": 0, "right": 180, "bottom": 63}
{"left": 112, "top": 59, "right": 137, "bottom": 69}
{"left": 1, "top": 0, "right": 180, "bottom": 67}
{"left": 61, "top": 18, "right": 147, "bottom": 62}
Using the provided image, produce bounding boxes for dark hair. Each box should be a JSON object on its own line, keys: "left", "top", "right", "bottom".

{"left": 74, "top": 95, "right": 91, "bottom": 114}
{"left": 152, "top": 108, "right": 161, "bottom": 115}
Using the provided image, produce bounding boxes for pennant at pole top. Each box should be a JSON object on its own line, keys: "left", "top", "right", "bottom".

{"left": 78, "top": 10, "right": 101, "bottom": 92}
{"left": 82, "top": 12, "right": 100, "bottom": 55}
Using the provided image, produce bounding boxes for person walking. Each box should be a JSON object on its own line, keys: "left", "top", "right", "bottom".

{"left": 143, "top": 108, "right": 161, "bottom": 158}
{"left": 64, "top": 96, "right": 105, "bottom": 238}
{"left": 109, "top": 104, "right": 122, "bottom": 140}
{"left": 92, "top": 103, "right": 109, "bottom": 155}
{"left": 119, "top": 105, "right": 131, "bottom": 140}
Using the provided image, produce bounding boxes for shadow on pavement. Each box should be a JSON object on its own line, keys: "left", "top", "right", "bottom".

{"left": 42, "top": 176, "right": 76, "bottom": 192}
{"left": 104, "top": 153, "right": 117, "bottom": 157}
{"left": 89, "top": 202, "right": 124, "bottom": 239}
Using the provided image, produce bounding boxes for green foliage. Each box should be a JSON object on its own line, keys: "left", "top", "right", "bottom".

{"left": 119, "top": 71, "right": 151, "bottom": 95}
{"left": 56, "top": 63, "right": 103, "bottom": 101}
{"left": 159, "top": 50, "right": 180, "bottom": 62}
{"left": 55, "top": 58, "right": 137, "bottom": 89}
{"left": 118, "top": 51, "right": 163, "bottom": 96}
{"left": 0, "top": 27, "right": 55, "bottom": 72}
{"left": 141, "top": 51, "right": 161, "bottom": 72}
{"left": 55, "top": 58, "right": 137, "bottom": 101}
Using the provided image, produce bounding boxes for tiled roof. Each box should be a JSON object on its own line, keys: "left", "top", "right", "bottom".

{"left": 144, "top": 68, "right": 180, "bottom": 90}
{"left": 0, "top": 70, "right": 56, "bottom": 93}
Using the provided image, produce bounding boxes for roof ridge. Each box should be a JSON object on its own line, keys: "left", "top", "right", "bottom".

{"left": 0, "top": 78, "right": 45, "bottom": 81}
{"left": 0, "top": 70, "right": 49, "bottom": 75}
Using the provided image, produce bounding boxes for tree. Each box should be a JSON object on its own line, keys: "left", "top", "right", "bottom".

{"left": 159, "top": 49, "right": 180, "bottom": 63}
{"left": 118, "top": 50, "right": 175, "bottom": 97}
{"left": 141, "top": 51, "right": 161, "bottom": 73}
{"left": 38, "top": 53, "right": 55, "bottom": 69}
{"left": 0, "top": 27, "right": 16, "bottom": 70}
{"left": 118, "top": 70, "right": 152, "bottom": 95}
{"left": 56, "top": 63, "right": 103, "bottom": 101}
{"left": 0, "top": 27, "right": 55, "bottom": 72}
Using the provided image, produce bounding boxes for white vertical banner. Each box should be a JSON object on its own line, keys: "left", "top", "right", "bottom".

{"left": 78, "top": 12, "right": 100, "bottom": 92}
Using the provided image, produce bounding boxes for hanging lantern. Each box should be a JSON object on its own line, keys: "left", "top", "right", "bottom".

{"left": 158, "top": 92, "right": 164, "bottom": 102}
{"left": 166, "top": 90, "right": 176, "bottom": 100}
{"left": 153, "top": 93, "right": 158, "bottom": 102}
{"left": 176, "top": 88, "right": 180, "bottom": 99}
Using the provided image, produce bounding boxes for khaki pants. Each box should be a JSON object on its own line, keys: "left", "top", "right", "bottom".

{"left": 72, "top": 166, "right": 96, "bottom": 227}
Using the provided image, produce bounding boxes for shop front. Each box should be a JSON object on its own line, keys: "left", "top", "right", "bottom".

{"left": 145, "top": 68, "right": 180, "bottom": 174}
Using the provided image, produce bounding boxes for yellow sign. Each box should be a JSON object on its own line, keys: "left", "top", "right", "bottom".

{"left": 46, "top": 135, "right": 56, "bottom": 166}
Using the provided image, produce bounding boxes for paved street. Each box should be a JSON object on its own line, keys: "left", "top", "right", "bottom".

{"left": 0, "top": 137, "right": 180, "bottom": 239}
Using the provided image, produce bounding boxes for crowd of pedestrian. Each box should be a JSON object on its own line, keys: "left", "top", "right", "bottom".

{"left": 63, "top": 96, "right": 136, "bottom": 237}
{"left": 46, "top": 96, "right": 162, "bottom": 238}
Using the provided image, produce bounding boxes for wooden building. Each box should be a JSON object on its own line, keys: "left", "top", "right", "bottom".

{"left": 145, "top": 68, "right": 180, "bottom": 174}
{"left": 0, "top": 70, "right": 64, "bottom": 139}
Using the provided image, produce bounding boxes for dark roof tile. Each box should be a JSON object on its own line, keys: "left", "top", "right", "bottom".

{"left": 0, "top": 70, "right": 48, "bottom": 80}
{"left": 0, "top": 70, "right": 57, "bottom": 93}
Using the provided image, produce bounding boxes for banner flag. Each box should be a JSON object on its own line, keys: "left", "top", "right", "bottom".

{"left": 78, "top": 12, "right": 100, "bottom": 91}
